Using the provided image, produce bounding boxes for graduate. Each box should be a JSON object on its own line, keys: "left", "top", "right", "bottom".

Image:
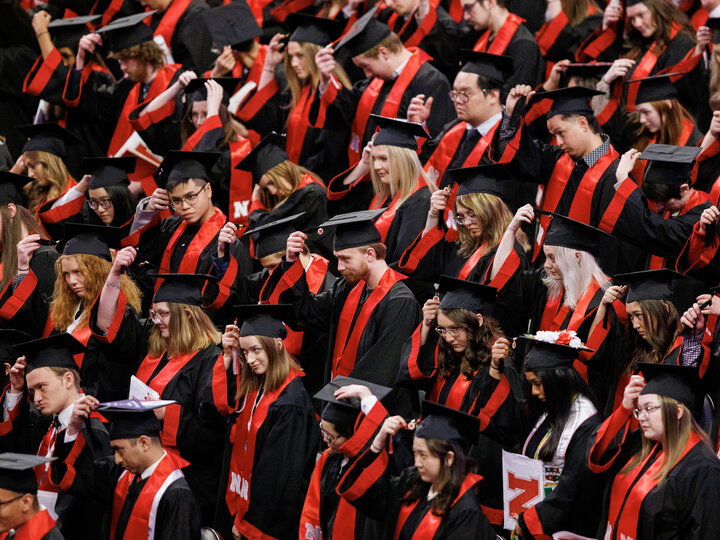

{"left": 274, "top": 210, "right": 422, "bottom": 412}
{"left": 0, "top": 453, "right": 62, "bottom": 540}
{"left": 215, "top": 304, "right": 319, "bottom": 540}
{"left": 588, "top": 364, "right": 720, "bottom": 539}
{"left": 0, "top": 333, "right": 111, "bottom": 540}
{"left": 336, "top": 399, "right": 497, "bottom": 539}
{"left": 81, "top": 157, "right": 138, "bottom": 229}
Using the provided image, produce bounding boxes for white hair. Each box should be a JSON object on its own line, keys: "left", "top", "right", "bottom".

{"left": 541, "top": 246, "right": 610, "bottom": 309}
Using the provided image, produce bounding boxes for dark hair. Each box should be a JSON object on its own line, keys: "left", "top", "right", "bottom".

{"left": 233, "top": 39, "right": 256, "bottom": 53}
{"left": 109, "top": 41, "right": 165, "bottom": 69}
{"left": 165, "top": 176, "right": 208, "bottom": 193}
{"left": 402, "top": 439, "right": 473, "bottom": 517}
{"left": 86, "top": 184, "right": 137, "bottom": 227}
{"left": 437, "top": 308, "right": 502, "bottom": 379}
{"left": 642, "top": 181, "right": 683, "bottom": 203}
{"left": 481, "top": 0, "right": 507, "bottom": 8}
{"left": 558, "top": 113, "right": 602, "bottom": 135}
{"left": 527, "top": 367, "right": 597, "bottom": 462}
{"left": 475, "top": 74, "right": 507, "bottom": 103}
{"left": 180, "top": 100, "right": 237, "bottom": 147}
{"left": 626, "top": 0, "right": 694, "bottom": 52}
{"left": 627, "top": 299, "right": 681, "bottom": 370}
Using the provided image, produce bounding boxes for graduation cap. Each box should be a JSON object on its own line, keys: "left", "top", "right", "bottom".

{"left": 17, "top": 122, "right": 82, "bottom": 159}
{"left": 562, "top": 62, "right": 613, "bottom": 82}
{"left": 183, "top": 78, "right": 243, "bottom": 106}
{"left": 202, "top": 0, "right": 261, "bottom": 50}
{"left": 416, "top": 400, "right": 480, "bottom": 448}
{"left": 151, "top": 273, "right": 217, "bottom": 306}
{"left": 315, "top": 376, "right": 392, "bottom": 432}
{"left": 0, "top": 171, "right": 30, "bottom": 205}
{"left": 518, "top": 334, "right": 592, "bottom": 372}
{"left": 459, "top": 50, "right": 513, "bottom": 85}
{"left": 449, "top": 163, "right": 514, "bottom": 199}
{"left": 334, "top": 7, "right": 390, "bottom": 58}
{"left": 95, "top": 11, "right": 155, "bottom": 53}
{"left": 318, "top": 209, "right": 385, "bottom": 251}
{"left": 0, "top": 453, "right": 55, "bottom": 495}
{"left": 14, "top": 333, "right": 85, "bottom": 373}
{"left": 638, "top": 143, "right": 701, "bottom": 185}
{"left": 154, "top": 151, "right": 220, "bottom": 189}
{"left": 438, "top": 275, "right": 497, "bottom": 313}
{"left": 83, "top": 157, "right": 134, "bottom": 190}
{"left": 627, "top": 74, "right": 678, "bottom": 106}
{"left": 532, "top": 87, "right": 605, "bottom": 119}
{"left": 542, "top": 211, "right": 613, "bottom": 258}
{"left": 613, "top": 269, "right": 705, "bottom": 313}
{"left": 234, "top": 304, "right": 292, "bottom": 339}
{"left": 98, "top": 399, "right": 173, "bottom": 440}
{"left": 370, "top": 115, "right": 429, "bottom": 150}
{"left": 48, "top": 14, "right": 101, "bottom": 49}
{"left": 287, "top": 14, "right": 344, "bottom": 46}
{"left": 234, "top": 132, "right": 288, "bottom": 182}
{"left": 0, "top": 330, "right": 34, "bottom": 364}
{"left": 244, "top": 212, "right": 305, "bottom": 259}
{"left": 62, "top": 222, "right": 125, "bottom": 261}
{"left": 638, "top": 363, "right": 700, "bottom": 410}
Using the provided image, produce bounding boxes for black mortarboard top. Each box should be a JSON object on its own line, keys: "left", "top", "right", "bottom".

{"left": 234, "top": 132, "right": 288, "bottom": 181}
{"left": 334, "top": 7, "right": 390, "bottom": 57}
{"left": 288, "top": 14, "right": 343, "bottom": 45}
{"left": 234, "top": 304, "right": 292, "bottom": 339}
{"left": 98, "top": 399, "right": 173, "bottom": 439}
{"left": 95, "top": 11, "right": 155, "bottom": 53}
{"left": 315, "top": 376, "right": 392, "bottom": 431}
{"left": 639, "top": 143, "right": 701, "bottom": 185}
{"left": 183, "top": 78, "right": 243, "bottom": 105}
{"left": 438, "top": 275, "right": 496, "bottom": 313}
{"left": 705, "top": 17, "right": 720, "bottom": 43}
{"left": 48, "top": 14, "right": 101, "bottom": 49}
{"left": 542, "top": 211, "right": 612, "bottom": 258}
{"left": 62, "top": 222, "right": 125, "bottom": 261}
{"left": 563, "top": 62, "right": 612, "bottom": 81}
{"left": 17, "top": 122, "right": 82, "bottom": 159}
{"left": 202, "top": 0, "right": 261, "bottom": 49}
{"left": 0, "top": 453, "right": 55, "bottom": 494}
{"left": 459, "top": 50, "right": 513, "bottom": 85}
{"left": 519, "top": 335, "right": 592, "bottom": 372}
{"left": 154, "top": 151, "right": 220, "bottom": 189}
{"left": 416, "top": 400, "right": 480, "bottom": 448}
{"left": 84, "top": 157, "right": 134, "bottom": 189}
{"left": 0, "top": 330, "right": 34, "bottom": 364}
{"left": 638, "top": 363, "right": 699, "bottom": 410}
{"left": 151, "top": 273, "right": 216, "bottom": 306}
{"left": 0, "top": 171, "right": 30, "bottom": 205}
{"left": 614, "top": 269, "right": 705, "bottom": 313}
{"left": 627, "top": 74, "right": 678, "bottom": 106}
{"left": 537, "top": 86, "right": 604, "bottom": 118}
{"left": 318, "top": 209, "right": 385, "bottom": 251}
{"left": 244, "top": 212, "right": 305, "bottom": 259}
{"left": 449, "top": 163, "right": 514, "bottom": 199}
{"left": 14, "top": 333, "right": 85, "bottom": 372}
{"left": 370, "top": 115, "right": 429, "bottom": 150}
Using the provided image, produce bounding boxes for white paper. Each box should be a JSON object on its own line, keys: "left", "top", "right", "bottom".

{"left": 552, "top": 533, "right": 596, "bottom": 540}
{"left": 501, "top": 449, "right": 545, "bottom": 530}
{"left": 114, "top": 131, "right": 162, "bottom": 167}
{"left": 228, "top": 81, "right": 258, "bottom": 116}
{"left": 129, "top": 375, "right": 161, "bottom": 401}
{"left": 153, "top": 34, "right": 175, "bottom": 65}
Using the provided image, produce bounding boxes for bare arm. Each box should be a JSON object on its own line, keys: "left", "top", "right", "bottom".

{"left": 137, "top": 71, "right": 196, "bottom": 117}
{"left": 95, "top": 247, "right": 136, "bottom": 333}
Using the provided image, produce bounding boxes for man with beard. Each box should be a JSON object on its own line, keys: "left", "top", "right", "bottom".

{"left": 268, "top": 210, "right": 422, "bottom": 415}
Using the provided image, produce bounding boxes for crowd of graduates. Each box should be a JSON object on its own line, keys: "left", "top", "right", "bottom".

{"left": 4, "top": 0, "right": 720, "bottom": 538}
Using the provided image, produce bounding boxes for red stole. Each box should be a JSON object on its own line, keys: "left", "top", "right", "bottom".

{"left": 428, "top": 368, "right": 472, "bottom": 410}
{"left": 386, "top": 0, "right": 440, "bottom": 48}
{"left": 393, "top": 473, "right": 481, "bottom": 539}
{"left": 539, "top": 279, "right": 601, "bottom": 333}
{"left": 70, "top": 324, "right": 93, "bottom": 369}
{"left": 332, "top": 268, "right": 405, "bottom": 377}
{"left": 226, "top": 369, "right": 302, "bottom": 528}
{"left": 457, "top": 243, "right": 488, "bottom": 280}
{"left": 5, "top": 509, "right": 56, "bottom": 540}
{"left": 152, "top": 0, "right": 193, "bottom": 51}
{"left": 286, "top": 85, "right": 314, "bottom": 163}
{"left": 349, "top": 50, "right": 427, "bottom": 164}
{"left": 109, "top": 452, "right": 188, "bottom": 540}
{"left": 606, "top": 432, "right": 700, "bottom": 540}
{"left": 536, "top": 11, "right": 568, "bottom": 56}
{"left": 371, "top": 180, "right": 426, "bottom": 242}
{"left": 473, "top": 13, "right": 525, "bottom": 53}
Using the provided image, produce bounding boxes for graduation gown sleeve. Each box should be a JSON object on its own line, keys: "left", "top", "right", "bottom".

{"left": 155, "top": 479, "right": 203, "bottom": 540}
{"left": 384, "top": 188, "right": 432, "bottom": 265}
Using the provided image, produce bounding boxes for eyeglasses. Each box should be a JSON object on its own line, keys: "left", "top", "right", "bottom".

{"left": 149, "top": 309, "right": 171, "bottom": 323}
{"left": 435, "top": 326, "right": 465, "bottom": 338}
{"left": 319, "top": 423, "right": 339, "bottom": 443}
{"left": 0, "top": 494, "right": 23, "bottom": 507}
{"left": 632, "top": 405, "right": 661, "bottom": 419}
{"left": 461, "top": 0, "right": 479, "bottom": 13}
{"left": 454, "top": 211, "right": 478, "bottom": 225}
{"left": 169, "top": 186, "right": 206, "bottom": 209}
{"left": 88, "top": 197, "right": 113, "bottom": 210}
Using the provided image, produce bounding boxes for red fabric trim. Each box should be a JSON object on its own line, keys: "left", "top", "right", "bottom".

{"left": 340, "top": 400, "right": 388, "bottom": 458}
{"left": 38, "top": 192, "right": 85, "bottom": 225}
{"left": 473, "top": 13, "right": 525, "bottom": 54}
{"left": 89, "top": 289, "right": 128, "bottom": 343}
{"left": 488, "top": 245, "right": 521, "bottom": 292}
{"left": 211, "top": 353, "right": 234, "bottom": 415}
{"left": 474, "top": 375, "right": 510, "bottom": 431}
{"left": 23, "top": 49, "right": 63, "bottom": 96}
{"left": 0, "top": 269, "right": 37, "bottom": 321}
{"left": 588, "top": 406, "right": 633, "bottom": 473}
{"left": 535, "top": 11, "right": 568, "bottom": 56}
{"left": 576, "top": 26, "right": 617, "bottom": 62}
{"left": 269, "top": 0, "right": 315, "bottom": 22}
{"left": 521, "top": 504, "right": 553, "bottom": 540}
{"left": 340, "top": 448, "right": 389, "bottom": 501}
{"left": 405, "top": 324, "right": 434, "bottom": 381}
{"left": 599, "top": 177, "right": 637, "bottom": 233}
{"left": 12, "top": 509, "right": 56, "bottom": 540}
{"left": 398, "top": 226, "right": 444, "bottom": 273}
{"left": 0, "top": 386, "right": 24, "bottom": 436}
{"left": 153, "top": 0, "right": 193, "bottom": 50}
{"left": 286, "top": 85, "right": 313, "bottom": 163}
{"left": 131, "top": 98, "right": 177, "bottom": 132}
{"left": 237, "top": 78, "right": 279, "bottom": 123}
{"left": 480, "top": 504, "right": 503, "bottom": 525}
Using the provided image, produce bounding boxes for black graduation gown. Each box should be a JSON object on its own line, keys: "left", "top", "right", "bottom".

{"left": 538, "top": 12, "right": 603, "bottom": 65}
{"left": 4, "top": 510, "right": 65, "bottom": 540}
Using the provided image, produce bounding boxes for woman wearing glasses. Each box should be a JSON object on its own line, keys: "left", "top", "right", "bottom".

{"left": 588, "top": 364, "right": 720, "bottom": 539}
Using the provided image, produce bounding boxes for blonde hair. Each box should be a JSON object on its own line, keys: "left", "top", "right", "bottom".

{"left": 50, "top": 254, "right": 142, "bottom": 332}
{"left": 23, "top": 150, "right": 69, "bottom": 214}
{"left": 148, "top": 302, "right": 221, "bottom": 358}
{"left": 0, "top": 205, "right": 46, "bottom": 290}
{"left": 284, "top": 41, "right": 351, "bottom": 108}
{"left": 541, "top": 246, "right": 610, "bottom": 309}
{"left": 369, "top": 145, "right": 435, "bottom": 205}
{"left": 621, "top": 396, "right": 711, "bottom": 485}
{"left": 454, "top": 192, "right": 529, "bottom": 257}
{"left": 235, "top": 335, "right": 302, "bottom": 399}
{"left": 259, "top": 160, "right": 324, "bottom": 210}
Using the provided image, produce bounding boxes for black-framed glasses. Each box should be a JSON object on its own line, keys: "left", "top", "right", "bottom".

{"left": 319, "top": 423, "right": 339, "bottom": 443}
{"left": 461, "top": 0, "right": 479, "bottom": 13}
{"left": 88, "top": 198, "right": 113, "bottom": 210}
{"left": 0, "top": 494, "right": 23, "bottom": 506}
{"left": 169, "top": 186, "right": 206, "bottom": 209}
{"left": 632, "top": 405, "right": 661, "bottom": 419}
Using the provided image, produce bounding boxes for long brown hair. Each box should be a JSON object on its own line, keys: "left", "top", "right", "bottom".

{"left": 235, "top": 335, "right": 301, "bottom": 399}
{"left": 437, "top": 308, "right": 502, "bottom": 379}
{"left": 50, "top": 254, "right": 142, "bottom": 332}
{"left": 630, "top": 99, "right": 694, "bottom": 150}
{"left": 620, "top": 396, "right": 711, "bottom": 485}
{"left": 625, "top": 0, "right": 693, "bottom": 55}
{"left": 628, "top": 299, "right": 681, "bottom": 370}
{"left": 22, "top": 151, "right": 69, "bottom": 214}
{"left": 561, "top": 0, "right": 600, "bottom": 26}
{"left": 0, "top": 205, "right": 46, "bottom": 290}
{"left": 258, "top": 160, "right": 324, "bottom": 210}
{"left": 180, "top": 102, "right": 238, "bottom": 147}
{"left": 283, "top": 41, "right": 351, "bottom": 108}
{"left": 147, "top": 302, "right": 220, "bottom": 358}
